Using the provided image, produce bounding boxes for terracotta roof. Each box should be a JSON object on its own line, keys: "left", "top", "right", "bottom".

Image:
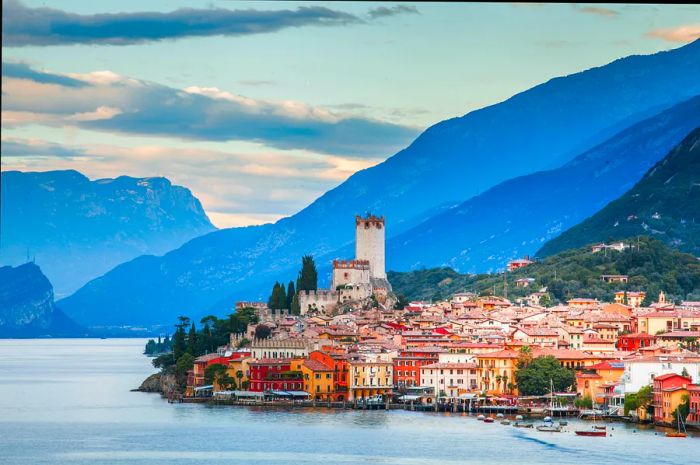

{"left": 302, "top": 359, "right": 332, "bottom": 371}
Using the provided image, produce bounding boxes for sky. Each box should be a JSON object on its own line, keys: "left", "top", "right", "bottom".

{"left": 2, "top": 1, "right": 699, "bottom": 228}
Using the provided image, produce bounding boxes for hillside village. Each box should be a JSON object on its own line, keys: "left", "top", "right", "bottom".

{"left": 160, "top": 214, "right": 700, "bottom": 429}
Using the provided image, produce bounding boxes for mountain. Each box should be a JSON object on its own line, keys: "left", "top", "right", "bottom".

{"left": 0, "top": 170, "right": 216, "bottom": 297}
{"left": 385, "top": 96, "right": 700, "bottom": 273}
{"left": 389, "top": 237, "right": 700, "bottom": 304}
{"left": 0, "top": 262, "right": 86, "bottom": 338}
{"left": 538, "top": 128, "right": 700, "bottom": 257}
{"left": 60, "top": 40, "right": 700, "bottom": 327}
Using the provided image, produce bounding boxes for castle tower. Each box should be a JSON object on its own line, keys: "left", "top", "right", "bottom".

{"left": 355, "top": 214, "right": 386, "bottom": 280}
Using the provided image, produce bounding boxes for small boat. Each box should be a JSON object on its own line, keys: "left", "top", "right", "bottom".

{"left": 543, "top": 416, "right": 553, "bottom": 423}
{"left": 513, "top": 421, "right": 534, "bottom": 428}
{"left": 559, "top": 420, "right": 568, "bottom": 426}
{"left": 496, "top": 413, "right": 504, "bottom": 418}
{"left": 483, "top": 417, "right": 495, "bottom": 423}
{"left": 593, "top": 425, "right": 606, "bottom": 430}
{"left": 575, "top": 430, "right": 606, "bottom": 437}
{"left": 477, "top": 414, "right": 485, "bottom": 421}
{"left": 501, "top": 419, "right": 511, "bottom": 425}
{"left": 666, "top": 411, "right": 688, "bottom": 437}
{"left": 515, "top": 415, "right": 524, "bottom": 421}
{"left": 537, "top": 424, "right": 563, "bottom": 432}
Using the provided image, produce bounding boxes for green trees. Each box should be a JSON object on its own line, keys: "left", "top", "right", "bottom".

{"left": 624, "top": 385, "right": 653, "bottom": 415}
{"left": 515, "top": 355, "right": 575, "bottom": 396}
{"left": 187, "top": 321, "right": 197, "bottom": 355}
{"left": 297, "top": 255, "right": 318, "bottom": 292}
{"left": 673, "top": 394, "right": 690, "bottom": 424}
{"left": 172, "top": 316, "right": 189, "bottom": 360}
{"left": 268, "top": 282, "right": 287, "bottom": 310}
{"left": 286, "top": 281, "right": 295, "bottom": 310}
{"left": 175, "top": 353, "right": 194, "bottom": 391}
{"left": 203, "top": 363, "right": 234, "bottom": 390}
{"left": 254, "top": 324, "right": 272, "bottom": 340}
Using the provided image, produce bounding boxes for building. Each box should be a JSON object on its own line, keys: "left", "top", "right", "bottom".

{"left": 592, "top": 242, "right": 627, "bottom": 253}
{"left": 420, "top": 362, "right": 478, "bottom": 398}
{"left": 620, "top": 355, "right": 700, "bottom": 394}
{"left": 567, "top": 298, "right": 599, "bottom": 308}
{"left": 332, "top": 259, "right": 373, "bottom": 302}
{"left": 250, "top": 338, "right": 314, "bottom": 360}
{"left": 575, "top": 361, "right": 625, "bottom": 406}
{"left": 348, "top": 359, "right": 393, "bottom": 401}
{"left": 309, "top": 349, "right": 349, "bottom": 400}
{"left": 301, "top": 358, "right": 335, "bottom": 400}
{"left": 614, "top": 291, "right": 646, "bottom": 307}
{"left": 601, "top": 275, "right": 629, "bottom": 284}
{"left": 515, "top": 278, "right": 535, "bottom": 288}
{"left": 652, "top": 373, "right": 692, "bottom": 425}
{"left": 300, "top": 214, "right": 392, "bottom": 315}
{"left": 356, "top": 214, "right": 386, "bottom": 280}
{"left": 687, "top": 385, "right": 700, "bottom": 426}
{"left": 507, "top": 256, "right": 532, "bottom": 272}
{"left": 248, "top": 358, "right": 303, "bottom": 392}
{"left": 393, "top": 347, "right": 445, "bottom": 389}
{"left": 616, "top": 333, "right": 656, "bottom": 351}
{"left": 636, "top": 310, "right": 700, "bottom": 334}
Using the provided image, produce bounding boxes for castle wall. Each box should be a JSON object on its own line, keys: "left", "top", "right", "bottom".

{"left": 299, "top": 289, "right": 337, "bottom": 316}
{"left": 355, "top": 215, "right": 386, "bottom": 279}
{"left": 332, "top": 259, "right": 371, "bottom": 289}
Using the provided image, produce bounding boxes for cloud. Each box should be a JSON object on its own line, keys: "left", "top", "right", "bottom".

{"left": 1, "top": 137, "right": 87, "bottom": 158}
{"left": 2, "top": 0, "right": 360, "bottom": 47}
{"left": 367, "top": 5, "right": 419, "bottom": 20}
{"left": 0, "top": 137, "right": 382, "bottom": 228}
{"left": 646, "top": 24, "right": 700, "bottom": 43}
{"left": 2, "top": 1, "right": 418, "bottom": 47}
{"left": 572, "top": 4, "right": 619, "bottom": 17}
{"left": 1, "top": 61, "right": 87, "bottom": 88}
{"left": 1, "top": 62, "right": 419, "bottom": 157}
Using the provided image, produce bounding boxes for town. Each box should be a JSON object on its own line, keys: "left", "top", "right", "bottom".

{"left": 149, "top": 214, "right": 700, "bottom": 435}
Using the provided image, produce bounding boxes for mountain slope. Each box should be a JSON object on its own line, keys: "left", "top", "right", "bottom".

{"left": 0, "top": 170, "right": 216, "bottom": 297}
{"left": 60, "top": 40, "right": 700, "bottom": 327}
{"left": 389, "top": 237, "right": 700, "bottom": 304}
{"left": 538, "top": 128, "right": 700, "bottom": 257}
{"left": 0, "top": 263, "right": 85, "bottom": 338}
{"left": 386, "top": 96, "right": 700, "bottom": 273}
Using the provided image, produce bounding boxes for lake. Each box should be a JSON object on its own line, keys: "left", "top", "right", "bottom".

{"left": 0, "top": 339, "right": 695, "bottom": 465}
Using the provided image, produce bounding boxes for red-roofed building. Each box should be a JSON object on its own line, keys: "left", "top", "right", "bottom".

{"left": 249, "top": 358, "right": 303, "bottom": 392}
{"left": 688, "top": 385, "right": 700, "bottom": 426}
{"left": 616, "top": 333, "right": 656, "bottom": 351}
{"left": 652, "top": 373, "right": 692, "bottom": 425}
{"left": 394, "top": 347, "right": 445, "bottom": 388}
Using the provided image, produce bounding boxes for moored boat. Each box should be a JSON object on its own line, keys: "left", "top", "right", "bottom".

{"left": 536, "top": 424, "right": 562, "bottom": 432}
{"left": 501, "top": 419, "right": 511, "bottom": 425}
{"left": 665, "top": 432, "right": 687, "bottom": 438}
{"left": 513, "top": 421, "right": 534, "bottom": 428}
{"left": 483, "top": 417, "right": 495, "bottom": 423}
{"left": 575, "top": 430, "right": 606, "bottom": 437}
{"left": 477, "top": 414, "right": 485, "bottom": 421}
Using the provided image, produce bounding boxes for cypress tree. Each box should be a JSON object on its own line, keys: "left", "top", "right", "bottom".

{"left": 276, "top": 284, "right": 287, "bottom": 310}
{"left": 187, "top": 321, "right": 197, "bottom": 355}
{"left": 173, "top": 316, "right": 189, "bottom": 360}
{"left": 297, "top": 255, "right": 318, "bottom": 292}
{"left": 286, "top": 281, "right": 295, "bottom": 310}
{"left": 291, "top": 293, "right": 301, "bottom": 315}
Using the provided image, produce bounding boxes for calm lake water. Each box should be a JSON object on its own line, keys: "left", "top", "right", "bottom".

{"left": 0, "top": 339, "right": 696, "bottom": 465}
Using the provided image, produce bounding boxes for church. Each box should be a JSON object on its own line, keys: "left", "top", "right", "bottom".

{"left": 299, "top": 214, "right": 393, "bottom": 315}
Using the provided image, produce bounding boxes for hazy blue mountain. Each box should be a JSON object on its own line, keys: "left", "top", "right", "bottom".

{"left": 538, "top": 127, "right": 700, "bottom": 257}
{"left": 60, "top": 40, "right": 700, "bottom": 327}
{"left": 0, "top": 262, "right": 85, "bottom": 338}
{"left": 0, "top": 170, "right": 215, "bottom": 297}
{"left": 386, "top": 96, "right": 700, "bottom": 273}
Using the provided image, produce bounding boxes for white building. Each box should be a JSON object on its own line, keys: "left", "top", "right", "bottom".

{"left": 620, "top": 355, "right": 700, "bottom": 394}
{"left": 355, "top": 214, "right": 386, "bottom": 280}
{"left": 250, "top": 338, "right": 316, "bottom": 360}
{"left": 420, "top": 362, "right": 478, "bottom": 398}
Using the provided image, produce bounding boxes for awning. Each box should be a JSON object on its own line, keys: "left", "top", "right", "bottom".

{"left": 194, "top": 385, "right": 214, "bottom": 391}
{"left": 267, "top": 390, "right": 310, "bottom": 397}
{"left": 459, "top": 393, "right": 477, "bottom": 399}
{"left": 232, "top": 390, "right": 264, "bottom": 398}
{"left": 399, "top": 395, "right": 423, "bottom": 401}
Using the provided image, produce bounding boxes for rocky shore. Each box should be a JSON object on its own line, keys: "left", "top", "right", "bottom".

{"left": 133, "top": 372, "right": 177, "bottom": 396}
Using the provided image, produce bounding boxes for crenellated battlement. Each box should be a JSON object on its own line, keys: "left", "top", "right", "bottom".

{"left": 355, "top": 214, "right": 385, "bottom": 228}
{"left": 333, "top": 259, "right": 370, "bottom": 270}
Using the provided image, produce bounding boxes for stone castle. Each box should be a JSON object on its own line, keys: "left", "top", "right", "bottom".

{"left": 299, "top": 214, "right": 392, "bottom": 315}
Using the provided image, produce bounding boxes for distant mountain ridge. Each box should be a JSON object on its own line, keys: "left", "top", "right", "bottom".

{"left": 0, "top": 262, "right": 85, "bottom": 338}
{"left": 59, "top": 39, "right": 700, "bottom": 327}
{"left": 538, "top": 127, "right": 700, "bottom": 257}
{"left": 385, "top": 95, "right": 700, "bottom": 273}
{"left": 0, "top": 170, "right": 216, "bottom": 297}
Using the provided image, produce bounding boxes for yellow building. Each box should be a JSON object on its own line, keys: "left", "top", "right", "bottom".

{"left": 301, "top": 359, "right": 334, "bottom": 400}
{"left": 575, "top": 361, "right": 624, "bottom": 405}
{"left": 475, "top": 349, "right": 519, "bottom": 395}
{"left": 658, "top": 387, "right": 689, "bottom": 425}
{"left": 348, "top": 359, "right": 393, "bottom": 401}
{"left": 226, "top": 357, "right": 251, "bottom": 389}
{"left": 637, "top": 311, "right": 700, "bottom": 335}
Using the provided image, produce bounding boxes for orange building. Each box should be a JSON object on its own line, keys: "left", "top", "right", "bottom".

{"left": 652, "top": 373, "right": 692, "bottom": 425}
{"left": 575, "top": 361, "right": 625, "bottom": 405}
